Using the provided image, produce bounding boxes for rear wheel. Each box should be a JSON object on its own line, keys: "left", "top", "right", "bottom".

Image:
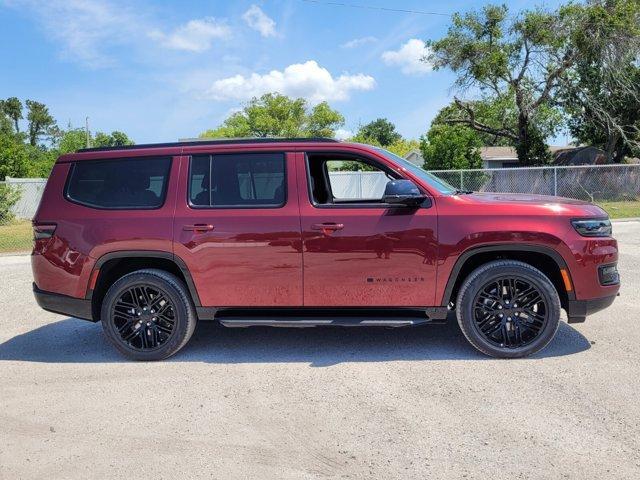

{"left": 455, "top": 260, "right": 561, "bottom": 358}
{"left": 101, "top": 269, "right": 197, "bottom": 361}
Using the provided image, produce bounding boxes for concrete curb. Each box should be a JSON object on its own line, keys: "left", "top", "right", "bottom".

{"left": 611, "top": 217, "right": 640, "bottom": 223}
{"left": 0, "top": 254, "right": 30, "bottom": 265}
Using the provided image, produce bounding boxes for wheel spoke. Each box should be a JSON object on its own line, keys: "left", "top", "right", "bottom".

{"left": 122, "top": 327, "right": 141, "bottom": 343}
{"left": 148, "top": 293, "right": 167, "bottom": 310}
{"left": 117, "top": 319, "right": 135, "bottom": 334}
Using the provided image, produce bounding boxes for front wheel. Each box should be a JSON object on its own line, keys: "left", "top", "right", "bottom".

{"left": 101, "top": 269, "right": 197, "bottom": 361}
{"left": 456, "top": 260, "right": 561, "bottom": 358}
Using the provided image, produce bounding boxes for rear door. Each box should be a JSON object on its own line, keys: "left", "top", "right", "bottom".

{"left": 296, "top": 150, "right": 438, "bottom": 307}
{"left": 173, "top": 151, "right": 303, "bottom": 307}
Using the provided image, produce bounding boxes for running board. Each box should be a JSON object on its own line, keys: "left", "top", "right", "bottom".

{"left": 219, "top": 318, "right": 431, "bottom": 328}
{"left": 213, "top": 308, "right": 448, "bottom": 328}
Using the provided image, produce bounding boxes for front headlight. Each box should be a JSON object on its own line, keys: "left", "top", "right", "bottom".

{"left": 571, "top": 218, "right": 612, "bottom": 237}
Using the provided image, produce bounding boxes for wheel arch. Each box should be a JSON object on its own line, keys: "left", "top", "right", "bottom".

{"left": 87, "top": 251, "right": 201, "bottom": 321}
{"left": 442, "top": 244, "right": 575, "bottom": 309}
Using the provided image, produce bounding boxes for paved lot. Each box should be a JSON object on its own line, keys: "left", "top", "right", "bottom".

{"left": 1, "top": 222, "right": 639, "bottom": 480}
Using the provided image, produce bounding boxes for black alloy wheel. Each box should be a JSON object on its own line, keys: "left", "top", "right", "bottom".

{"left": 101, "top": 269, "right": 197, "bottom": 361}
{"left": 472, "top": 276, "right": 548, "bottom": 349}
{"left": 456, "top": 260, "right": 561, "bottom": 358}
{"left": 112, "top": 285, "right": 177, "bottom": 351}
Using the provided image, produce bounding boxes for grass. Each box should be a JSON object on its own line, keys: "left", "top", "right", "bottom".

{"left": 596, "top": 200, "right": 640, "bottom": 219}
{"left": 0, "top": 220, "right": 32, "bottom": 253}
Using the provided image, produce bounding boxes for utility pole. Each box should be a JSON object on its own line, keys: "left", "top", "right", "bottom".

{"left": 85, "top": 116, "right": 90, "bottom": 148}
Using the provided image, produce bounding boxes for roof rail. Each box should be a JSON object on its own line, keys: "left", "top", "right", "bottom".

{"left": 77, "top": 137, "right": 341, "bottom": 153}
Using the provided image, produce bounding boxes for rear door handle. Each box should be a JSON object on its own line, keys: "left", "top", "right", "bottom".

{"left": 311, "top": 223, "right": 344, "bottom": 233}
{"left": 183, "top": 224, "right": 214, "bottom": 232}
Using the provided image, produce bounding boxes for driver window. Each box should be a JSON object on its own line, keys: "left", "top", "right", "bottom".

{"left": 308, "top": 155, "right": 395, "bottom": 205}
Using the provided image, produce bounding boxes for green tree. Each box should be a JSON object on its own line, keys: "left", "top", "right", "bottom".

{"left": 200, "top": 93, "right": 344, "bottom": 138}
{"left": 560, "top": 0, "right": 640, "bottom": 162}
{"left": 0, "top": 184, "right": 21, "bottom": 225}
{"left": 25, "top": 145, "right": 56, "bottom": 178}
{"left": 2, "top": 97, "right": 23, "bottom": 133}
{"left": 385, "top": 138, "right": 420, "bottom": 158}
{"left": 0, "top": 133, "right": 29, "bottom": 180}
{"left": 25, "top": 100, "right": 56, "bottom": 146}
{"left": 421, "top": 124, "right": 483, "bottom": 170}
{"left": 58, "top": 129, "right": 89, "bottom": 154}
{"left": 306, "top": 102, "right": 345, "bottom": 137}
{"left": 427, "top": 3, "right": 602, "bottom": 165}
{"left": 94, "top": 130, "right": 134, "bottom": 148}
{"left": 357, "top": 118, "right": 401, "bottom": 146}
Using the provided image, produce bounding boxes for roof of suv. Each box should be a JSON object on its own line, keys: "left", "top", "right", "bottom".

{"left": 58, "top": 137, "right": 358, "bottom": 162}
{"left": 76, "top": 137, "right": 340, "bottom": 153}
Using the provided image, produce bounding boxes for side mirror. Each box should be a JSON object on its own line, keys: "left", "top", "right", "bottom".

{"left": 383, "top": 179, "right": 428, "bottom": 207}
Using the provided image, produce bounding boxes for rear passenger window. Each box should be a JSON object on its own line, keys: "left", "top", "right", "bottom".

{"left": 189, "top": 153, "right": 285, "bottom": 208}
{"left": 65, "top": 157, "right": 171, "bottom": 209}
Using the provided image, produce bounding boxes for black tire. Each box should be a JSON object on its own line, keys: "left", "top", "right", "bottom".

{"left": 101, "top": 269, "right": 197, "bottom": 361}
{"left": 455, "top": 260, "right": 560, "bottom": 358}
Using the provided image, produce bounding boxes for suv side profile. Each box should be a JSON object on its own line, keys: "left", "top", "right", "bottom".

{"left": 32, "top": 139, "right": 620, "bottom": 360}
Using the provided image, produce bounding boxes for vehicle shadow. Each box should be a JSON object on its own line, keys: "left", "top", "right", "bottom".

{"left": 0, "top": 313, "right": 591, "bottom": 365}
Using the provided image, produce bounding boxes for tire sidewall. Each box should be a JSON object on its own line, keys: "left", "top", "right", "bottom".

{"left": 101, "top": 272, "right": 192, "bottom": 361}
{"left": 457, "top": 262, "right": 561, "bottom": 358}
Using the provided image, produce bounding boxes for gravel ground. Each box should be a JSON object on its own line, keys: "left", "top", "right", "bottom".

{"left": 1, "top": 222, "right": 639, "bottom": 480}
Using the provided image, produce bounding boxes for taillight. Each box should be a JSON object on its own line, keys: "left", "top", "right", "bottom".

{"left": 33, "top": 223, "right": 57, "bottom": 240}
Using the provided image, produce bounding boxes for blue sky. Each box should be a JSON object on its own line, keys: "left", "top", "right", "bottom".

{"left": 0, "top": 0, "right": 566, "bottom": 143}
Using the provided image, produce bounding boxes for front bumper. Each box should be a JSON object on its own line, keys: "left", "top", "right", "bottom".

{"left": 33, "top": 283, "right": 95, "bottom": 322}
{"left": 566, "top": 294, "right": 618, "bottom": 323}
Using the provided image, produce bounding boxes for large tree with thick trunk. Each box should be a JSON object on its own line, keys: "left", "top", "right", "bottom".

{"left": 426, "top": 1, "right": 639, "bottom": 165}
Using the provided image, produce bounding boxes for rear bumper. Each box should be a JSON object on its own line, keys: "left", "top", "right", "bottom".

{"left": 33, "top": 283, "right": 95, "bottom": 322}
{"left": 566, "top": 294, "right": 618, "bottom": 323}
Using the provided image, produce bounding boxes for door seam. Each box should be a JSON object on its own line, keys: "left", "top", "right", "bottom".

{"left": 294, "top": 152, "right": 306, "bottom": 307}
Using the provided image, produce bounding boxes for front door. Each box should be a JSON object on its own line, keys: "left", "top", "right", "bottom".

{"left": 297, "top": 151, "right": 438, "bottom": 307}
{"left": 173, "top": 152, "right": 303, "bottom": 307}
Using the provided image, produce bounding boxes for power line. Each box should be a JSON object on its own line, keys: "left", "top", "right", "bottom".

{"left": 300, "top": 0, "right": 452, "bottom": 17}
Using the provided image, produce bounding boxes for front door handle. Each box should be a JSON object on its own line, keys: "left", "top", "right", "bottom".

{"left": 183, "top": 224, "right": 214, "bottom": 232}
{"left": 311, "top": 223, "right": 344, "bottom": 234}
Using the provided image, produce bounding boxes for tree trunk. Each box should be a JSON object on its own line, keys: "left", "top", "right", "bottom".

{"left": 604, "top": 132, "right": 620, "bottom": 163}
{"left": 515, "top": 114, "right": 530, "bottom": 165}
{"left": 613, "top": 140, "right": 626, "bottom": 164}
{"left": 29, "top": 125, "right": 36, "bottom": 146}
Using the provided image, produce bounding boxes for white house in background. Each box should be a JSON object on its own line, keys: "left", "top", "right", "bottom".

{"left": 404, "top": 149, "right": 425, "bottom": 167}
{"left": 481, "top": 145, "right": 608, "bottom": 168}
{"left": 407, "top": 145, "right": 614, "bottom": 169}
{"left": 480, "top": 147, "right": 520, "bottom": 169}
{"left": 403, "top": 147, "right": 524, "bottom": 169}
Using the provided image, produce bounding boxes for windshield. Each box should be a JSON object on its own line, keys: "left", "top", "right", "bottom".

{"left": 373, "top": 147, "right": 457, "bottom": 194}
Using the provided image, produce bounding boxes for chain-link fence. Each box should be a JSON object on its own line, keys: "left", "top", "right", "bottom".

{"left": 0, "top": 180, "right": 38, "bottom": 254}
{"left": 428, "top": 164, "right": 640, "bottom": 202}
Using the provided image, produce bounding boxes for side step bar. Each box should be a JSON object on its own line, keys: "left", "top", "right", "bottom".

{"left": 211, "top": 308, "right": 449, "bottom": 328}
{"left": 219, "top": 318, "right": 431, "bottom": 328}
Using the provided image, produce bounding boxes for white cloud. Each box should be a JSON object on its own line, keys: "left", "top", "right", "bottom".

{"left": 3, "top": 1, "right": 232, "bottom": 67}
{"left": 203, "top": 61, "right": 375, "bottom": 104}
{"left": 341, "top": 36, "right": 377, "bottom": 49}
{"left": 381, "top": 39, "right": 432, "bottom": 75}
{"left": 242, "top": 5, "right": 276, "bottom": 38}
{"left": 149, "top": 18, "right": 231, "bottom": 52}
{"left": 334, "top": 128, "right": 353, "bottom": 140}
{"left": 3, "top": 0, "right": 140, "bottom": 68}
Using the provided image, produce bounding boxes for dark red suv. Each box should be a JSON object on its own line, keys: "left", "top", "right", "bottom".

{"left": 31, "top": 139, "right": 620, "bottom": 360}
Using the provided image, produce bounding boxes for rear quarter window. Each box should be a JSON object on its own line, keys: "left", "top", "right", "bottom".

{"left": 65, "top": 157, "right": 172, "bottom": 209}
